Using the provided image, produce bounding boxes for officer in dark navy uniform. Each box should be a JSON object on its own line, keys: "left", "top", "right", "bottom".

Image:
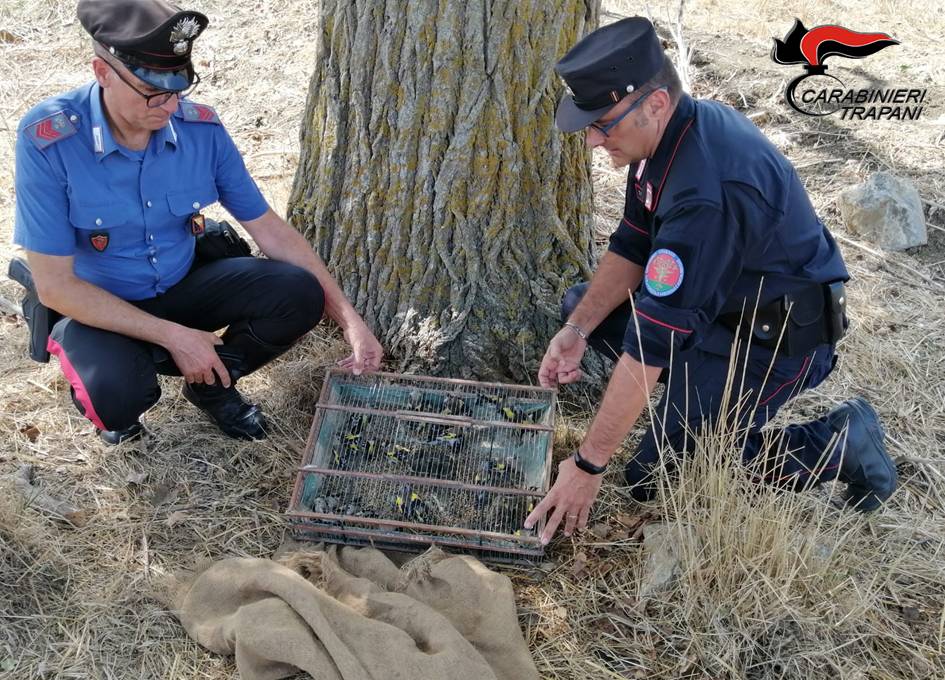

{"left": 525, "top": 17, "right": 896, "bottom": 543}
{"left": 13, "top": 0, "right": 383, "bottom": 444}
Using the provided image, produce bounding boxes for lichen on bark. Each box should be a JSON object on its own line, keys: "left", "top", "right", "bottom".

{"left": 289, "top": 0, "right": 601, "bottom": 381}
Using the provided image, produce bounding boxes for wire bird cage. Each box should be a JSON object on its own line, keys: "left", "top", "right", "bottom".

{"left": 287, "top": 369, "right": 556, "bottom": 564}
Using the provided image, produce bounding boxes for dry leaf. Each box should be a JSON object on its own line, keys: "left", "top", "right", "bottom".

{"left": 0, "top": 30, "right": 21, "bottom": 44}
{"left": 19, "top": 424, "right": 40, "bottom": 442}
{"left": 597, "top": 561, "right": 615, "bottom": 577}
{"left": 588, "top": 522, "right": 610, "bottom": 539}
{"left": 63, "top": 509, "right": 88, "bottom": 527}
{"left": 571, "top": 550, "right": 588, "bottom": 578}
{"left": 150, "top": 482, "right": 179, "bottom": 507}
{"left": 166, "top": 511, "right": 188, "bottom": 528}
{"left": 554, "top": 606, "right": 568, "bottom": 619}
{"left": 611, "top": 529, "right": 630, "bottom": 541}
{"left": 614, "top": 513, "right": 637, "bottom": 527}
{"left": 126, "top": 471, "right": 148, "bottom": 485}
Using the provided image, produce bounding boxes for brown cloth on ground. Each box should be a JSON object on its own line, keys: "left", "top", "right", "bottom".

{"left": 170, "top": 545, "right": 539, "bottom": 680}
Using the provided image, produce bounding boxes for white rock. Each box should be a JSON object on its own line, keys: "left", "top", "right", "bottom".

{"left": 838, "top": 172, "right": 926, "bottom": 251}
{"left": 640, "top": 522, "right": 681, "bottom": 596}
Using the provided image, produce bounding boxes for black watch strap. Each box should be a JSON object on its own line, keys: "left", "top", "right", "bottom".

{"left": 572, "top": 449, "right": 607, "bottom": 475}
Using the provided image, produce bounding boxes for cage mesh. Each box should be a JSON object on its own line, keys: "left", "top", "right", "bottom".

{"left": 287, "top": 369, "right": 556, "bottom": 564}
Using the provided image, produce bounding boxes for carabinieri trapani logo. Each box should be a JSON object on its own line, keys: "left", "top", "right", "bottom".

{"left": 771, "top": 19, "right": 925, "bottom": 120}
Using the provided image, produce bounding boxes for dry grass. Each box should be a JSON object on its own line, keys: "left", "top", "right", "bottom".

{"left": 1, "top": 0, "right": 944, "bottom": 678}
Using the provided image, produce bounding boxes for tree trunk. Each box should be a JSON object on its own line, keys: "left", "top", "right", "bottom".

{"left": 289, "top": 0, "right": 601, "bottom": 381}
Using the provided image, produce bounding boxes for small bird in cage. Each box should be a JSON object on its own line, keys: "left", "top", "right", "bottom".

{"left": 441, "top": 393, "right": 473, "bottom": 417}
{"left": 334, "top": 430, "right": 375, "bottom": 467}
{"left": 393, "top": 485, "right": 432, "bottom": 523}
{"left": 385, "top": 444, "right": 413, "bottom": 465}
{"left": 342, "top": 502, "right": 364, "bottom": 517}
{"left": 430, "top": 429, "right": 462, "bottom": 446}
{"left": 475, "top": 457, "right": 520, "bottom": 486}
{"left": 476, "top": 393, "right": 542, "bottom": 424}
{"left": 312, "top": 495, "right": 341, "bottom": 515}
{"left": 407, "top": 388, "right": 424, "bottom": 410}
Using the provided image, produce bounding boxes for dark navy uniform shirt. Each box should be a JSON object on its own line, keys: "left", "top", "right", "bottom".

{"left": 607, "top": 94, "right": 848, "bottom": 367}
{"left": 13, "top": 82, "right": 269, "bottom": 300}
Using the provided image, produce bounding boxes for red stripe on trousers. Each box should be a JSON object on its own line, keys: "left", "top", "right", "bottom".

{"left": 47, "top": 337, "right": 107, "bottom": 431}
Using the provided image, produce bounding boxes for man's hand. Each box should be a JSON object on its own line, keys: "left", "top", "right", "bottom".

{"left": 163, "top": 325, "right": 231, "bottom": 387}
{"left": 538, "top": 327, "right": 588, "bottom": 387}
{"left": 338, "top": 321, "right": 384, "bottom": 375}
{"left": 524, "top": 455, "right": 604, "bottom": 544}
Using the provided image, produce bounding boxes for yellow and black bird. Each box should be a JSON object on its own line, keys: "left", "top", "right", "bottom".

{"left": 393, "top": 485, "right": 431, "bottom": 523}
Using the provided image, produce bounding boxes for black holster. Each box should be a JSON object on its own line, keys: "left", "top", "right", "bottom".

{"left": 194, "top": 218, "right": 253, "bottom": 264}
{"left": 719, "top": 281, "right": 848, "bottom": 356}
{"left": 7, "top": 257, "right": 61, "bottom": 363}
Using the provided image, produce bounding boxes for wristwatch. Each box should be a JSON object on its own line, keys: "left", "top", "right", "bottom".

{"left": 572, "top": 449, "right": 607, "bottom": 475}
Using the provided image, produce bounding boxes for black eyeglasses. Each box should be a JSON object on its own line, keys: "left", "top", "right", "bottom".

{"left": 103, "top": 59, "right": 199, "bottom": 108}
{"left": 588, "top": 87, "right": 667, "bottom": 137}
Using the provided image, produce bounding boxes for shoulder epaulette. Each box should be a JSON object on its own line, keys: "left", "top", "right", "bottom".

{"left": 178, "top": 102, "right": 222, "bottom": 125}
{"left": 24, "top": 111, "right": 78, "bottom": 150}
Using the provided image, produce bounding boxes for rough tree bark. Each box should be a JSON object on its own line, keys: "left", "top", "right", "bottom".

{"left": 289, "top": 0, "right": 601, "bottom": 381}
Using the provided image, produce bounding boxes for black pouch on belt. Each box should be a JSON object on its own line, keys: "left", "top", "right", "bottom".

{"left": 6, "top": 257, "right": 61, "bottom": 363}
{"left": 781, "top": 285, "right": 826, "bottom": 356}
{"left": 720, "top": 281, "right": 848, "bottom": 357}
{"left": 824, "top": 280, "right": 849, "bottom": 343}
{"left": 194, "top": 218, "right": 253, "bottom": 264}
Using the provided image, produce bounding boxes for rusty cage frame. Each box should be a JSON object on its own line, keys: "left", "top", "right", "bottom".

{"left": 287, "top": 368, "right": 556, "bottom": 564}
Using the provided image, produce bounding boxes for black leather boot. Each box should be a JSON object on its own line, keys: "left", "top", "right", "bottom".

{"left": 179, "top": 322, "right": 292, "bottom": 440}
{"left": 182, "top": 380, "right": 268, "bottom": 440}
{"left": 826, "top": 397, "right": 897, "bottom": 511}
{"left": 97, "top": 420, "right": 146, "bottom": 445}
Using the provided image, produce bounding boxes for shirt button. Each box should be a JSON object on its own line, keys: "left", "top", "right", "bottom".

{"left": 95, "top": 218, "right": 103, "bottom": 226}
{"left": 192, "top": 202, "right": 200, "bottom": 210}
{"left": 150, "top": 257, "right": 158, "bottom": 264}
{"left": 146, "top": 200, "right": 153, "bottom": 208}
{"left": 148, "top": 234, "right": 154, "bottom": 241}
{"left": 69, "top": 114, "right": 79, "bottom": 123}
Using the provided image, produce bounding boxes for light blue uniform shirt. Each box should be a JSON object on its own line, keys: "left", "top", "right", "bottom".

{"left": 13, "top": 82, "right": 269, "bottom": 300}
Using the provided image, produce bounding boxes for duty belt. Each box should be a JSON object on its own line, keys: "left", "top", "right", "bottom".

{"left": 718, "top": 281, "right": 848, "bottom": 357}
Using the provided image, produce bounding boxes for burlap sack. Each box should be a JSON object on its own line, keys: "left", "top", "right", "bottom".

{"left": 171, "top": 545, "right": 538, "bottom": 680}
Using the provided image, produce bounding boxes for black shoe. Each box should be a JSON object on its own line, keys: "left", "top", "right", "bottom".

{"left": 826, "top": 398, "right": 897, "bottom": 511}
{"left": 182, "top": 381, "right": 268, "bottom": 440}
{"left": 97, "top": 421, "right": 146, "bottom": 445}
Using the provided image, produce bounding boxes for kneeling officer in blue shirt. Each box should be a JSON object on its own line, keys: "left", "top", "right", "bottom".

{"left": 525, "top": 18, "right": 897, "bottom": 543}
{"left": 12, "top": 0, "right": 383, "bottom": 444}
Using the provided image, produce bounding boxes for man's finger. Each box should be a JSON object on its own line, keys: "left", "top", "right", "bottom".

{"left": 524, "top": 496, "right": 550, "bottom": 529}
{"left": 557, "top": 369, "right": 582, "bottom": 384}
{"left": 213, "top": 363, "right": 231, "bottom": 388}
{"left": 578, "top": 505, "right": 591, "bottom": 532}
{"left": 538, "top": 361, "right": 558, "bottom": 388}
{"left": 542, "top": 507, "right": 565, "bottom": 545}
{"left": 563, "top": 510, "right": 579, "bottom": 537}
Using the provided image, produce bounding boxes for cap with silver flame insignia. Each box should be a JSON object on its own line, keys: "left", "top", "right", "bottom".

{"left": 78, "top": 0, "right": 208, "bottom": 92}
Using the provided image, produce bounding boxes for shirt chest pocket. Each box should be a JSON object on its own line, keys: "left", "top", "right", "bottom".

{"left": 166, "top": 183, "right": 219, "bottom": 218}
{"left": 69, "top": 201, "right": 140, "bottom": 251}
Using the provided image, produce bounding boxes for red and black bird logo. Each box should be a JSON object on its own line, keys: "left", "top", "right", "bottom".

{"left": 771, "top": 19, "right": 898, "bottom": 115}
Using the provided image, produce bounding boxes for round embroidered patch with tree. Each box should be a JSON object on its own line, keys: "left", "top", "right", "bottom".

{"left": 644, "top": 248, "right": 684, "bottom": 297}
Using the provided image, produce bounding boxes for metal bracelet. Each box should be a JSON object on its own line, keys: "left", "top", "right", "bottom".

{"left": 564, "top": 321, "right": 588, "bottom": 341}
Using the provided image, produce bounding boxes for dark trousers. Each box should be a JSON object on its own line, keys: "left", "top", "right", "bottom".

{"left": 47, "top": 257, "right": 324, "bottom": 431}
{"left": 563, "top": 283, "right": 842, "bottom": 500}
